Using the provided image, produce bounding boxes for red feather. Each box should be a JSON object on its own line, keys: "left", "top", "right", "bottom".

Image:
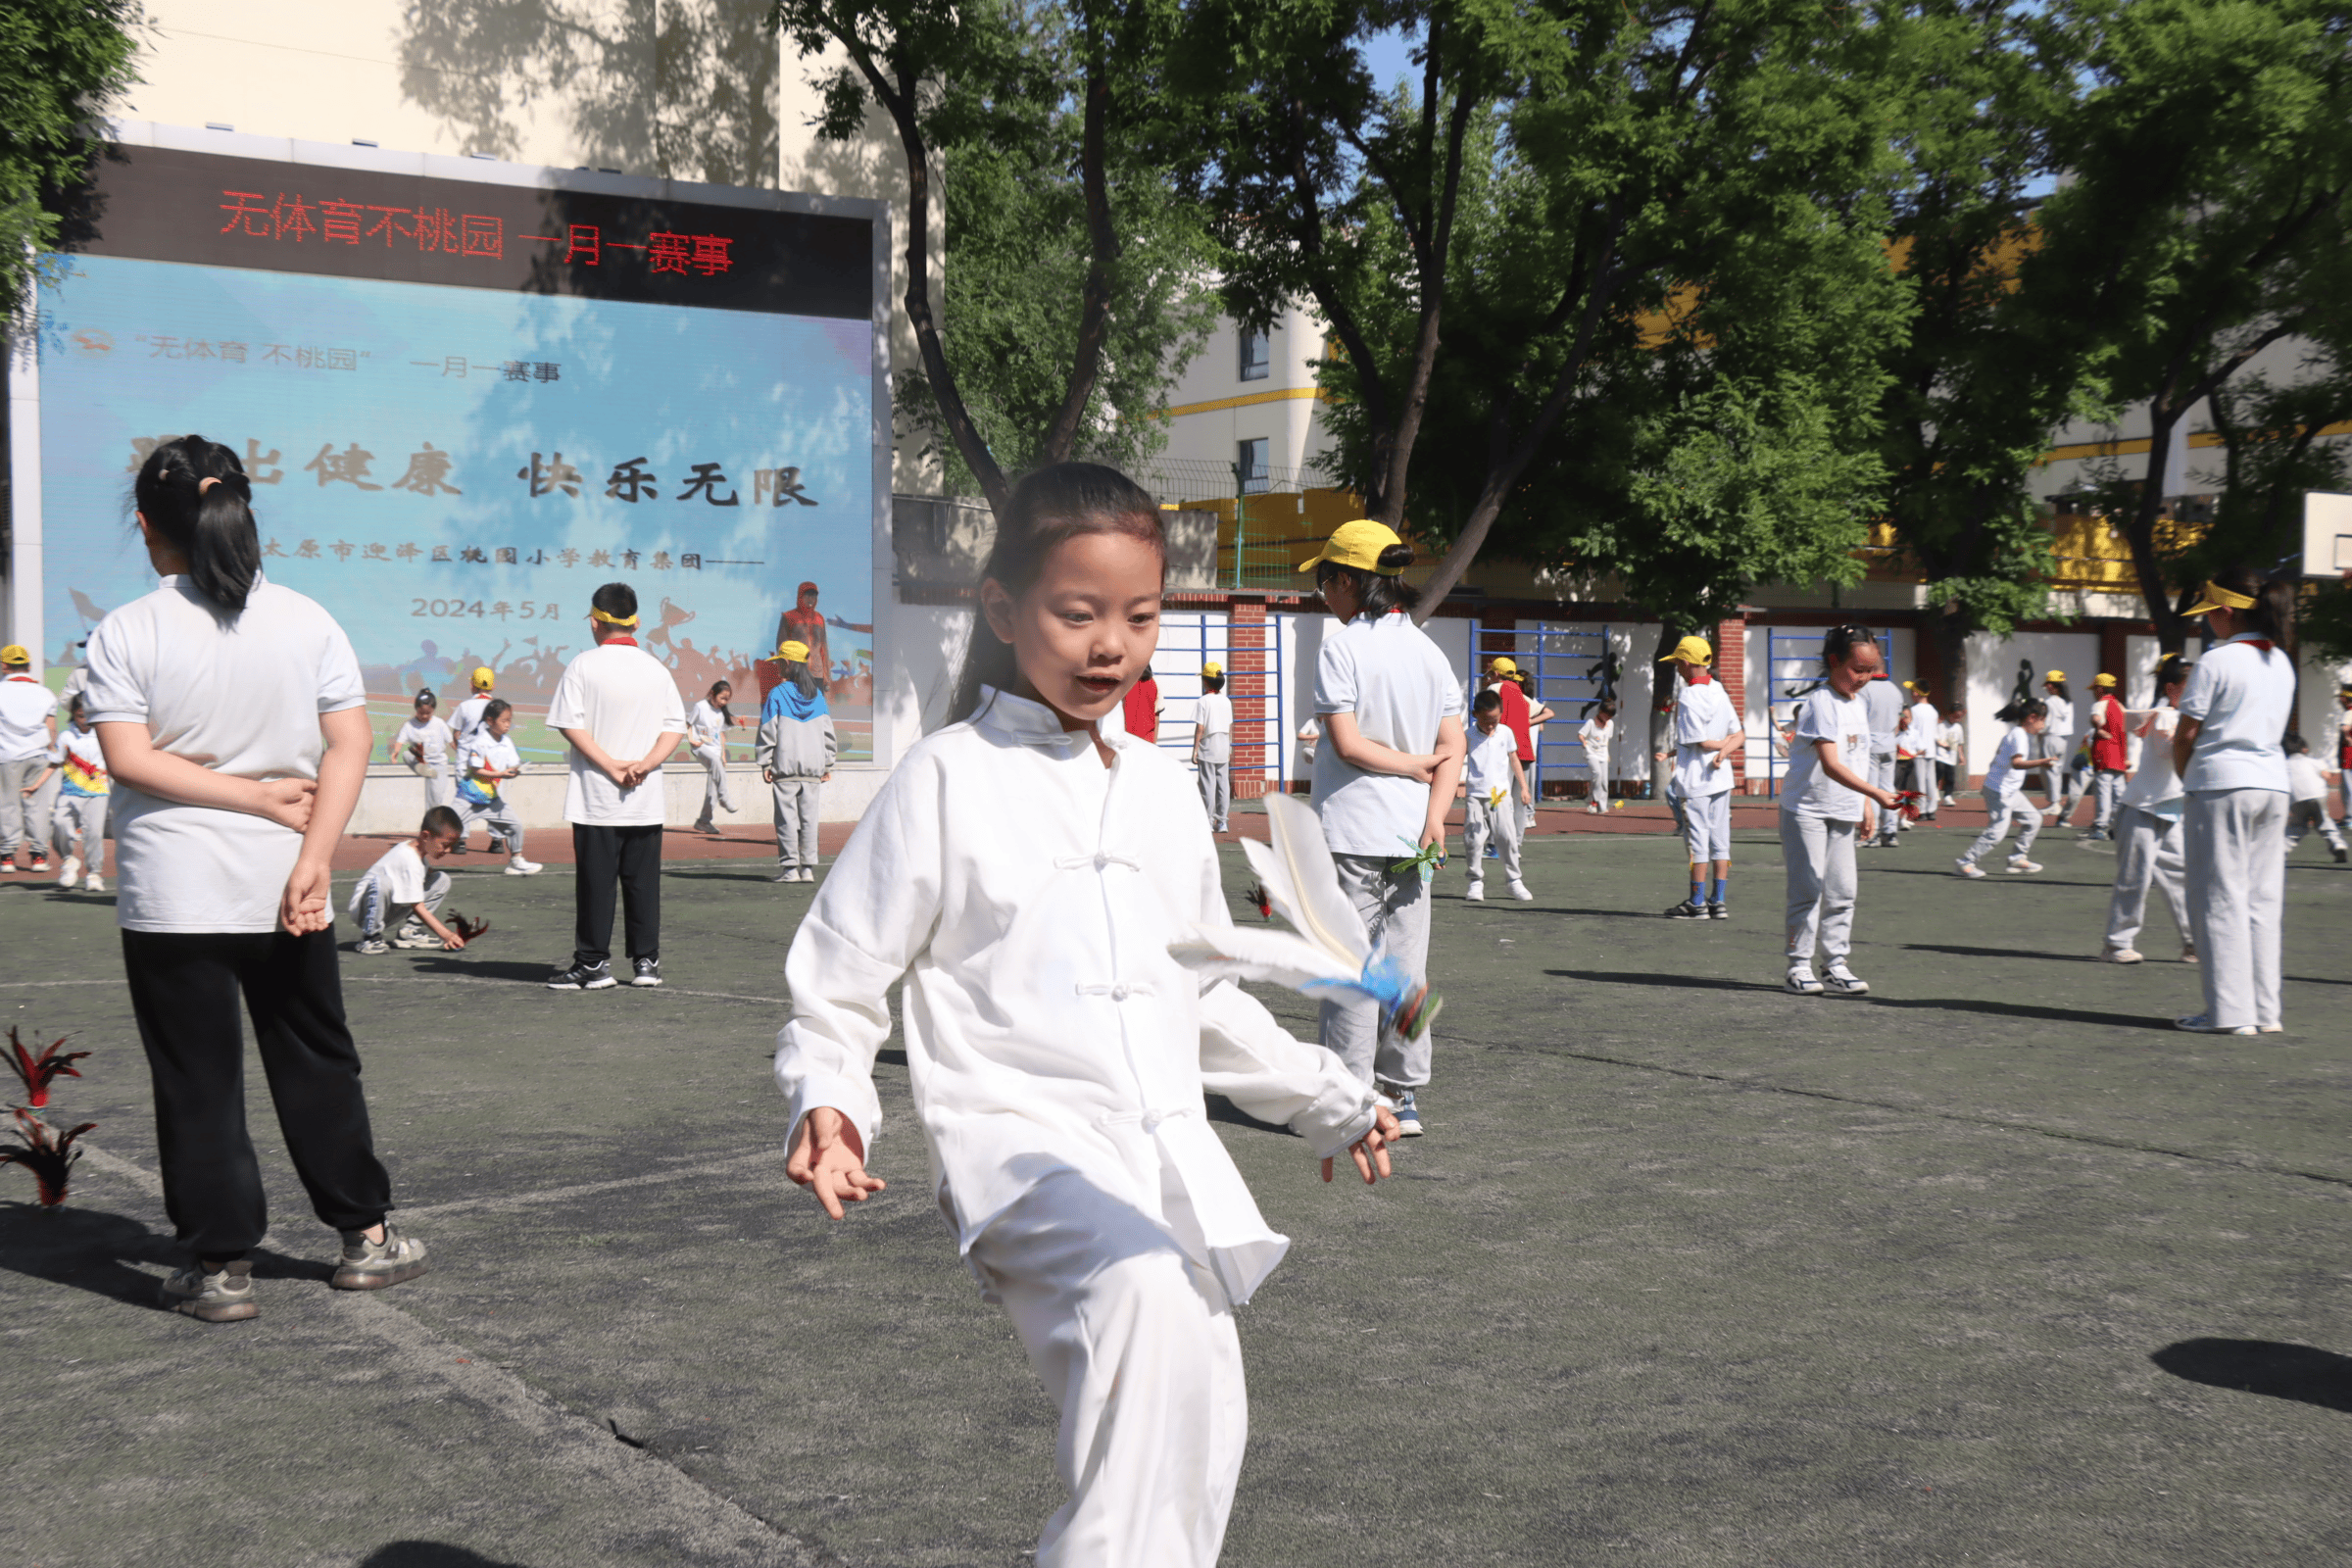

{"left": 6, "top": 1029, "right": 88, "bottom": 1111}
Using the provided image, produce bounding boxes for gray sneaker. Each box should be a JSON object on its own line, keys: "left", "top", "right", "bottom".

{"left": 390, "top": 922, "right": 440, "bottom": 950}
{"left": 163, "top": 1258, "right": 259, "bottom": 1322}
{"left": 355, "top": 936, "right": 390, "bottom": 956}
{"left": 331, "top": 1222, "right": 430, "bottom": 1291}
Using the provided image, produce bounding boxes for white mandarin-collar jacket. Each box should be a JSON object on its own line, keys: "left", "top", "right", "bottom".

{"left": 775, "top": 686, "right": 1378, "bottom": 1304}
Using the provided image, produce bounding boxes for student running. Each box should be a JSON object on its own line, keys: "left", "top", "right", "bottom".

{"left": 454, "top": 700, "right": 542, "bottom": 876}
{"left": 1954, "top": 701, "right": 2060, "bottom": 877}
{"left": 772, "top": 463, "right": 1396, "bottom": 1568}
{"left": 2101, "top": 655, "right": 2196, "bottom": 964}
{"left": 50, "top": 695, "right": 110, "bottom": 892}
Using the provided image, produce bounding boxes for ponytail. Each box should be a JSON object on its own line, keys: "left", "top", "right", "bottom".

{"left": 1318, "top": 542, "right": 1423, "bottom": 618}
{"left": 133, "top": 435, "right": 261, "bottom": 612}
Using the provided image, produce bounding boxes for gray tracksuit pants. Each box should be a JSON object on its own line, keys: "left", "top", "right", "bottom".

{"left": 0, "top": 756, "right": 54, "bottom": 857}
{"left": 773, "top": 778, "right": 821, "bottom": 871}
{"left": 1197, "top": 759, "right": 1230, "bottom": 831}
{"left": 2184, "top": 789, "right": 2286, "bottom": 1030}
{"left": 357, "top": 868, "right": 452, "bottom": 939}
{"left": 2104, "top": 805, "right": 2187, "bottom": 953}
{"left": 1318, "top": 852, "right": 1433, "bottom": 1091}
{"left": 1961, "top": 796, "right": 2042, "bottom": 865}
{"left": 51, "top": 793, "right": 107, "bottom": 869}
{"left": 1464, "top": 798, "right": 1522, "bottom": 885}
{"left": 1781, "top": 811, "right": 1858, "bottom": 966}
{"left": 1869, "top": 753, "right": 1898, "bottom": 843}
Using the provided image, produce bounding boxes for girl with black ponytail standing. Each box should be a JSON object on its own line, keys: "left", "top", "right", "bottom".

{"left": 2171, "top": 567, "right": 2299, "bottom": 1035}
{"left": 84, "top": 436, "right": 426, "bottom": 1322}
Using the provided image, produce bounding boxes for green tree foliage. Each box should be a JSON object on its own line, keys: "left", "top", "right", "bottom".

{"left": 0, "top": 0, "right": 141, "bottom": 320}
{"left": 1190, "top": 0, "right": 1910, "bottom": 633}
{"left": 768, "top": 0, "right": 1213, "bottom": 514}
{"left": 2032, "top": 0, "right": 2352, "bottom": 653}
{"left": 1869, "top": 0, "right": 2094, "bottom": 694}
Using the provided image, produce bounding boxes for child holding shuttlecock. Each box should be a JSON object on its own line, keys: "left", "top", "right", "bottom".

{"left": 773, "top": 463, "right": 1400, "bottom": 1568}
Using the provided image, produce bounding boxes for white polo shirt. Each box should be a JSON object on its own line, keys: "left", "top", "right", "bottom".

{"left": 1781, "top": 686, "right": 1870, "bottom": 821}
{"left": 1194, "top": 691, "right": 1234, "bottom": 764}
{"left": 83, "top": 573, "right": 366, "bottom": 933}
{"left": 0, "top": 673, "right": 57, "bottom": 762}
{"left": 1463, "top": 721, "right": 1520, "bottom": 799}
{"left": 548, "top": 640, "right": 687, "bottom": 826}
{"left": 2177, "top": 633, "right": 2292, "bottom": 794}
{"left": 1310, "top": 611, "right": 1464, "bottom": 857}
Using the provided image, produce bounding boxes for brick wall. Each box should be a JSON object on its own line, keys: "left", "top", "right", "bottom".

{"left": 1715, "top": 616, "right": 1748, "bottom": 791}
{"left": 1229, "top": 601, "right": 1268, "bottom": 800}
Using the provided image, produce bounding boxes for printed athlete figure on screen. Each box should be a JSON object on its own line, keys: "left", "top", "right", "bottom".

{"left": 776, "top": 582, "right": 827, "bottom": 682}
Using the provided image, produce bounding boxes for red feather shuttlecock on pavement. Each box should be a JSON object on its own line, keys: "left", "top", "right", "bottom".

{"left": 1243, "top": 883, "right": 1274, "bottom": 922}
{"left": 447, "top": 912, "right": 492, "bottom": 943}
{"left": 6, "top": 1028, "right": 89, "bottom": 1111}
{"left": 2, "top": 1107, "right": 96, "bottom": 1207}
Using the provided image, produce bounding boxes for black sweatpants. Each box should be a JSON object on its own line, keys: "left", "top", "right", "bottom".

{"left": 121, "top": 928, "right": 392, "bottom": 1261}
{"left": 573, "top": 822, "right": 662, "bottom": 965}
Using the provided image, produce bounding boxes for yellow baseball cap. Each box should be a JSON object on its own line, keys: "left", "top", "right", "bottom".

{"left": 1201, "top": 661, "right": 1222, "bottom": 679}
{"left": 2091, "top": 672, "right": 2117, "bottom": 688}
{"left": 1298, "top": 518, "right": 1405, "bottom": 575}
{"left": 0, "top": 645, "right": 28, "bottom": 665}
{"left": 2043, "top": 669, "right": 2066, "bottom": 683}
{"left": 1658, "top": 634, "right": 1713, "bottom": 665}
{"left": 776, "top": 640, "right": 810, "bottom": 662}
{"left": 1488, "top": 657, "right": 1518, "bottom": 675}
{"left": 470, "top": 666, "right": 495, "bottom": 689}
{"left": 2181, "top": 579, "right": 2257, "bottom": 617}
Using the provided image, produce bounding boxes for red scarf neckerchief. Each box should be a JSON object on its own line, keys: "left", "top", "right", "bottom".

{"left": 601, "top": 635, "right": 639, "bottom": 647}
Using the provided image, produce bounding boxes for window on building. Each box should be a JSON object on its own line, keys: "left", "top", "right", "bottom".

{"left": 1238, "top": 324, "right": 1271, "bottom": 381}
{"left": 1236, "top": 437, "right": 1270, "bottom": 495}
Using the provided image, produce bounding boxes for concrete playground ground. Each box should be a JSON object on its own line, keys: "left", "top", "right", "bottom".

{"left": 4, "top": 811, "right": 2350, "bottom": 1567}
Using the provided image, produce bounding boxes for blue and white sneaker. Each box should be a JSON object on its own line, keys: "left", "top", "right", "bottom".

{"left": 1381, "top": 1082, "right": 1424, "bottom": 1137}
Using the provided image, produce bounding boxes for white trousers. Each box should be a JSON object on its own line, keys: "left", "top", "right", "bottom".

{"left": 2104, "top": 805, "right": 2186, "bottom": 953}
{"left": 1868, "top": 753, "right": 1898, "bottom": 843}
{"left": 1465, "top": 797, "right": 1522, "bottom": 884}
{"left": 51, "top": 793, "right": 107, "bottom": 869}
{"left": 2185, "top": 789, "right": 2286, "bottom": 1030}
{"left": 2285, "top": 798, "right": 2345, "bottom": 853}
{"left": 2054, "top": 760, "right": 2093, "bottom": 825}
{"left": 1961, "top": 797, "right": 2042, "bottom": 865}
{"left": 2091, "top": 768, "right": 2127, "bottom": 832}
{"left": 1197, "top": 758, "right": 1230, "bottom": 831}
{"left": 693, "top": 742, "right": 734, "bottom": 822}
{"left": 1781, "top": 811, "right": 1857, "bottom": 965}
{"left": 772, "top": 777, "right": 820, "bottom": 869}
{"left": 410, "top": 761, "right": 456, "bottom": 812}
{"left": 0, "top": 756, "right": 54, "bottom": 856}
{"left": 1319, "top": 852, "right": 1432, "bottom": 1089}
{"left": 459, "top": 797, "right": 524, "bottom": 856}
{"left": 969, "top": 1171, "right": 1247, "bottom": 1568}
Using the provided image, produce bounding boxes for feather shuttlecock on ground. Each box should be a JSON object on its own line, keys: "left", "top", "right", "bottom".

{"left": 447, "top": 912, "right": 492, "bottom": 943}
{"left": 6, "top": 1029, "right": 88, "bottom": 1111}
{"left": 1170, "top": 794, "right": 1441, "bottom": 1042}
{"left": 2, "top": 1107, "right": 95, "bottom": 1207}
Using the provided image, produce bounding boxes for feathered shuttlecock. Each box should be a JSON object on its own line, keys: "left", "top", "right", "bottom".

{"left": 1893, "top": 791, "right": 1924, "bottom": 823}
{"left": 2, "top": 1106, "right": 95, "bottom": 1207}
{"left": 1242, "top": 882, "right": 1274, "bottom": 921}
{"left": 446, "top": 912, "right": 492, "bottom": 943}
{"left": 1486, "top": 786, "right": 1507, "bottom": 809}
{"left": 1170, "top": 794, "right": 1441, "bottom": 1042}
{"left": 6, "top": 1029, "right": 88, "bottom": 1111}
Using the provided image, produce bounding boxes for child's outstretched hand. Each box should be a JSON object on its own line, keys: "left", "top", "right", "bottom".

{"left": 1322, "top": 1104, "right": 1401, "bottom": 1185}
{"left": 789, "top": 1104, "right": 887, "bottom": 1218}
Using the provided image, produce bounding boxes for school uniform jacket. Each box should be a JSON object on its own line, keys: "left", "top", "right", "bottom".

{"left": 775, "top": 685, "right": 1379, "bottom": 1305}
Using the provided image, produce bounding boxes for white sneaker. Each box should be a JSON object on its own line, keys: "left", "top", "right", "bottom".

{"left": 1465, "top": 880, "right": 1486, "bottom": 902}
{"left": 2006, "top": 857, "right": 2042, "bottom": 874}
{"left": 2174, "top": 1013, "right": 2256, "bottom": 1036}
{"left": 1785, "top": 966, "right": 1824, "bottom": 995}
{"left": 57, "top": 855, "right": 81, "bottom": 889}
{"left": 1823, "top": 963, "right": 1870, "bottom": 996}
{"left": 83, "top": 873, "right": 104, "bottom": 893}
{"left": 1507, "top": 880, "right": 1533, "bottom": 901}
{"left": 1954, "top": 859, "right": 1985, "bottom": 879}
{"left": 505, "top": 858, "right": 543, "bottom": 876}
{"left": 2101, "top": 947, "right": 2143, "bottom": 964}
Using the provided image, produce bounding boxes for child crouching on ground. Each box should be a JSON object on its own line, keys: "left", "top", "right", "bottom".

{"left": 456, "top": 700, "right": 542, "bottom": 877}
{"left": 2283, "top": 735, "right": 2348, "bottom": 862}
{"left": 760, "top": 640, "right": 836, "bottom": 884}
{"left": 1463, "top": 687, "right": 1530, "bottom": 901}
{"left": 351, "top": 807, "right": 468, "bottom": 955}
{"left": 774, "top": 463, "right": 1397, "bottom": 1568}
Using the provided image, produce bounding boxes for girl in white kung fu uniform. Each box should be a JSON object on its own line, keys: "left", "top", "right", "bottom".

{"left": 775, "top": 465, "right": 1397, "bottom": 1568}
{"left": 688, "top": 680, "right": 737, "bottom": 833}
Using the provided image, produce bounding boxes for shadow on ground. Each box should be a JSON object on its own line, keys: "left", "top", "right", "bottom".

{"left": 0, "top": 1202, "right": 325, "bottom": 1308}
{"left": 2151, "top": 1338, "right": 2352, "bottom": 1414}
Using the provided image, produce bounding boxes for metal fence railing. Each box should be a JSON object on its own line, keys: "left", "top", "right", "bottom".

{"left": 1470, "top": 623, "right": 1619, "bottom": 800}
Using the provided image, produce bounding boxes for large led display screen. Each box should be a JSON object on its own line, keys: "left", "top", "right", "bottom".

{"left": 34, "top": 142, "right": 878, "bottom": 760}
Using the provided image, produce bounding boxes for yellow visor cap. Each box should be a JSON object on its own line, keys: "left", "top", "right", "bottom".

{"left": 2181, "top": 580, "right": 2257, "bottom": 617}
{"left": 2091, "top": 672, "right": 2118, "bottom": 688}
{"left": 0, "top": 645, "right": 28, "bottom": 665}
{"left": 470, "top": 666, "right": 496, "bottom": 689}
{"left": 1488, "top": 657, "right": 1518, "bottom": 675}
{"left": 2043, "top": 669, "right": 2067, "bottom": 684}
{"left": 1298, "top": 518, "right": 1405, "bottom": 575}
{"left": 776, "top": 640, "right": 810, "bottom": 663}
{"left": 1201, "top": 662, "right": 1222, "bottom": 679}
{"left": 1659, "top": 634, "right": 1713, "bottom": 665}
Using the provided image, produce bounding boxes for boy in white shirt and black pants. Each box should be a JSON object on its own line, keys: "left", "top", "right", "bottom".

{"left": 1192, "top": 662, "right": 1233, "bottom": 832}
{"left": 1662, "top": 635, "right": 1741, "bottom": 919}
{"left": 1462, "top": 687, "right": 1530, "bottom": 901}
{"left": 546, "top": 584, "right": 687, "bottom": 991}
